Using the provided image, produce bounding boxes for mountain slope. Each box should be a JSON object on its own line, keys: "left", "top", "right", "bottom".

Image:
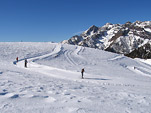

{"left": 0, "top": 42, "right": 151, "bottom": 113}
{"left": 63, "top": 21, "right": 151, "bottom": 58}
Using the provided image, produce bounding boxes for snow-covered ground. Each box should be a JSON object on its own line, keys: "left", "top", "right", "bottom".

{"left": 0, "top": 42, "right": 151, "bottom": 113}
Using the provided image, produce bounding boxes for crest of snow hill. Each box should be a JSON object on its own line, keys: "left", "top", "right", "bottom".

{"left": 62, "top": 21, "right": 151, "bottom": 59}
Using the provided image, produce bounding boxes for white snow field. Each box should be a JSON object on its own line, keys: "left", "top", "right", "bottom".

{"left": 0, "top": 42, "right": 151, "bottom": 113}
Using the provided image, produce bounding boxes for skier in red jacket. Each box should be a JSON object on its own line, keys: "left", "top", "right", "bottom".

{"left": 16, "top": 57, "right": 18, "bottom": 62}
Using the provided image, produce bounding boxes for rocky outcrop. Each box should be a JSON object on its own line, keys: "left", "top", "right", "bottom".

{"left": 125, "top": 42, "right": 151, "bottom": 59}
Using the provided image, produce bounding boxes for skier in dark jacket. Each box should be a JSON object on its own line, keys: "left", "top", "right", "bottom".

{"left": 81, "top": 68, "right": 85, "bottom": 79}
{"left": 25, "top": 59, "right": 28, "bottom": 68}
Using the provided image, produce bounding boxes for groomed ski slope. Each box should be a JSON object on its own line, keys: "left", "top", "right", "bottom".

{"left": 0, "top": 42, "right": 151, "bottom": 113}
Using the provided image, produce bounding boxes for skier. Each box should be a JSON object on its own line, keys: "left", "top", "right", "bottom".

{"left": 16, "top": 57, "right": 18, "bottom": 62}
{"left": 25, "top": 59, "right": 28, "bottom": 68}
{"left": 81, "top": 68, "right": 85, "bottom": 79}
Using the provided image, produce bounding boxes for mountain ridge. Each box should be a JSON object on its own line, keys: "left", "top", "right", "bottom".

{"left": 62, "top": 21, "right": 151, "bottom": 59}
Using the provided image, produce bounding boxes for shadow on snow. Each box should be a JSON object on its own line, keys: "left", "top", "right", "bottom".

{"left": 84, "top": 78, "right": 110, "bottom": 81}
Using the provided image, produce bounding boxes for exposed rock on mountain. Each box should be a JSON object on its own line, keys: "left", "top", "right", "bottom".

{"left": 62, "top": 21, "right": 151, "bottom": 59}
{"left": 125, "top": 42, "right": 151, "bottom": 59}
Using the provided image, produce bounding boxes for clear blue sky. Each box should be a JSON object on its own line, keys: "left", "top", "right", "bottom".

{"left": 0, "top": 0, "right": 151, "bottom": 42}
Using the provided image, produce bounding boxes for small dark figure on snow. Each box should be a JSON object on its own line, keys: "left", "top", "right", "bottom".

{"left": 25, "top": 59, "right": 28, "bottom": 68}
{"left": 16, "top": 57, "right": 18, "bottom": 62}
{"left": 81, "top": 68, "right": 85, "bottom": 79}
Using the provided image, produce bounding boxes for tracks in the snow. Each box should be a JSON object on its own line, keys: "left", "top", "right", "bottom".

{"left": 64, "top": 46, "right": 86, "bottom": 66}
{"left": 64, "top": 50, "right": 78, "bottom": 66}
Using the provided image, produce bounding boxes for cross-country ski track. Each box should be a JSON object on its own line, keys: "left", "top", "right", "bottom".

{"left": 16, "top": 43, "right": 151, "bottom": 86}
{"left": 16, "top": 44, "right": 109, "bottom": 82}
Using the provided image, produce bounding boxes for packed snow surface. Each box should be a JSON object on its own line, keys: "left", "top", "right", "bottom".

{"left": 0, "top": 42, "right": 151, "bottom": 113}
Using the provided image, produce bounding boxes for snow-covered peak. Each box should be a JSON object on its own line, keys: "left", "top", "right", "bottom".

{"left": 82, "top": 25, "right": 99, "bottom": 37}
{"left": 133, "top": 21, "right": 151, "bottom": 28}
{"left": 63, "top": 21, "right": 151, "bottom": 58}
{"left": 103, "top": 23, "right": 113, "bottom": 28}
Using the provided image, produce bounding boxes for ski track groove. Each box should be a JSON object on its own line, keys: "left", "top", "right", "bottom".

{"left": 76, "top": 108, "right": 86, "bottom": 113}
{"left": 108, "top": 54, "right": 151, "bottom": 78}
{"left": 127, "top": 66, "right": 151, "bottom": 78}
{"left": 74, "top": 46, "right": 84, "bottom": 56}
{"left": 64, "top": 46, "right": 85, "bottom": 66}
{"left": 73, "top": 46, "right": 87, "bottom": 66}
{"left": 65, "top": 50, "right": 78, "bottom": 66}
{"left": 31, "top": 43, "right": 63, "bottom": 62}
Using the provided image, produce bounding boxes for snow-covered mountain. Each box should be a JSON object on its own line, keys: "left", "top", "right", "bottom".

{"left": 0, "top": 42, "right": 151, "bottom": 113}
{"left": 63, "top": 21, "right": 151, "bottom": 59}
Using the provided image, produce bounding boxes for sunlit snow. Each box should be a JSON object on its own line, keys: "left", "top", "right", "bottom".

{"left": 0, "top": 42, "right": 151, "bottom": 113}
